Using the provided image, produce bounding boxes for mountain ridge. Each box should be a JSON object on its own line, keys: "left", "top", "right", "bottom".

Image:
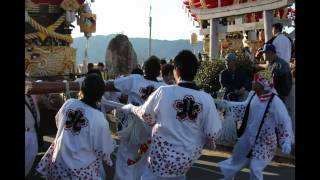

{"left": 71, "top": 34, "right": 203, "bottom": 65}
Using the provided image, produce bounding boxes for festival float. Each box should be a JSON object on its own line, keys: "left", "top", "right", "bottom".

{"left": 182, "top": 0, "right": 295, "bottom": 59}
{"left": 25, "top": 0, "right": 97, "bottom": 133}
{"left": 184, "top": 0, "right": 295, "bottom": 145}
{"left": 25, "top": 0, "right": 96, "bottom": 79}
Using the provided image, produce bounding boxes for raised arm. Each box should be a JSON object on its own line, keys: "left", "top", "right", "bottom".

{"left": 214, "top": 91, "right": 256, "bottom": 121}
{"left": 121, "top": 88, "right": 161, "bottom": 127}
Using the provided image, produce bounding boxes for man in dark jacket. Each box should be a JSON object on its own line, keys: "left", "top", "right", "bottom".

{"left": 261, "top": 43, "right": 292, "bottom": 101}
{"left": 219, "top": 53, "right": 251, "bottom": 101}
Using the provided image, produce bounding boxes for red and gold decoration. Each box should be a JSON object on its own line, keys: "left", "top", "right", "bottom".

{"left": 25, "top": 0, "right": 95, "bottom": 78}
{"left": 127, "top": 139, "right": 152, "bottom": 166}
{"left": 80, "top": 13, "right": 96, "bottom": 33}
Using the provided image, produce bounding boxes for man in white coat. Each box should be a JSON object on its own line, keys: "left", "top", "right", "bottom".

{"left": 217, "top": 70, "right": 294, "bottom": 180}
{"left": 36, "top": 74, "right": 115, "bottom": 179}
{"left": 121, "top": 50, "right": 222, "bottom": 180}
{"left": 104, "top": 56, "right": 166, "bottom": 180}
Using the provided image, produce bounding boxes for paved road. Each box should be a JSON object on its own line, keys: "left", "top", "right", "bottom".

{"left": 26, "top": 136, "right": 295, "bottom": 180}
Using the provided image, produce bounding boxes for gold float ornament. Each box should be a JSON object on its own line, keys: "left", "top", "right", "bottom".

{"left": 45, "top": 46, "right": 76, "bottom": 75}
{"left": 80, "top": 13, "right": 96, "bottom": 33}
{"left": 60, "top": 0, "right": 81, "bottom": 11}
{"left": 25, "top": 46, "right": 76, "bottom": 76}
{"left": 37, "top": 15, "right": 65, "bottom": 41}
{"left": 25, "top": 46, "right": 50, "bottom": 75}
{"left": 26, "top": 13, "right": 73, "bottom": 43}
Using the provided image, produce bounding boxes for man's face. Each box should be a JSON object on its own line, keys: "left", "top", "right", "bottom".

{"left": 264, "top": 51, "right": 274, "bottom": 62}
{"left": 98, "top": 66, "right": 103, "bottom": 71}
{"left": 226, "top": 60, "right": 236, "bottom": 69}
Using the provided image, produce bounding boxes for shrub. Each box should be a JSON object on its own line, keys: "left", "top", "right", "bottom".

{"left": 195, "top": 59, "right": 225, "bottom": 97}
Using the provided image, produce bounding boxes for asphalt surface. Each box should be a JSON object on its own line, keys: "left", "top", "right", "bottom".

{"left": 26, "top": 136, "right": 295, "bottom": 180}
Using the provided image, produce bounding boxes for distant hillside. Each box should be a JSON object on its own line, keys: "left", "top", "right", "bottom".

{"left": 71, "top": 34, "right": 203, "bottom": 65}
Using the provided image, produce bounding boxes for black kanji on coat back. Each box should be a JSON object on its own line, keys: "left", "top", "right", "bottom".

{"left": 64, "top": 109, "right": 88, "bottom": 135}
{"left": 174, "top": 95, "right": 202, "bottom": 121}
{"left": 140, "top": 85, "right": 155, "bottom": 101}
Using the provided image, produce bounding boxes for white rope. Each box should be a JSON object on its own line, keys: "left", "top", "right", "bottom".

{"left": 101, "top": 96, "right": 124, "bottom": 109}
{"left": 101, "top": 97, "right": 240, "bottom": 145}
{"left": 100, "top": 97, "right": 151, "bottom": 145}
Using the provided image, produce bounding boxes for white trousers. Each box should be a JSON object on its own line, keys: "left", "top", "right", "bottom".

{"left": 25, "top": 131, "right": 38, "bottom": 177}
{"left": 141, "top": 167, "right": 186, "bottom": 180}
{"left": 219, "top": 157, "right": 269, "bottom": 180}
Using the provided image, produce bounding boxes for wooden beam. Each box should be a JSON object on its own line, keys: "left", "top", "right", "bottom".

{"left": 28, "top": 82, "right": 80, "bottom": 94}
{"left": 199, "top": 18, "right": 291, "bottom": 34}
{"left": 191, "top": 0, "right": 293, "bottom": 19}
{"left": 27, "top": 81, "right": 118, "bottom": 95}
{"left": 223, "top": 21, "right": 263, "bottom": 32}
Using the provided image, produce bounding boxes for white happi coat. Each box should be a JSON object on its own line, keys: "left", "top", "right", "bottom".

{"left": 130, "top": 85, "right": 222, "bottom": 178}
{"left": 113, "top": 74, "right": 166, "bottom": 180}
{"left": 36, "top": 99, "right": 115, "bottom": 180}
{"left": 25, "top": 95, "right": 40, "bottom": 176}
{"left": 101, "top": 80, "right": 122, "bottom": 116}
{"left": 217, "top": 91, "right": 294, "bottom": 180}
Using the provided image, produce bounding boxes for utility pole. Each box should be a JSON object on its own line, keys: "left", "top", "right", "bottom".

{"left": 149, "top": 5, "right": 152, "bottom": 57}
